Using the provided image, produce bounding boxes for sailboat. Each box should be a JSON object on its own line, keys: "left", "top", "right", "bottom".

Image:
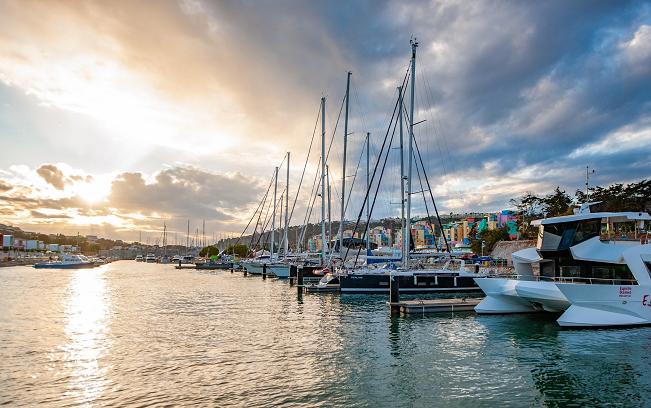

{"left": 159, "top": 223, "right": 171, "bottom": 263}
{"left": 331, "top": 39, "right": 486, "bottom": 293}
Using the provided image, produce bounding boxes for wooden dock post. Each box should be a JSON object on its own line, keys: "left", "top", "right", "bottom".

{"left": 243, "top": 265, "right": 248, "bottom": 276}
{"left": 230, "top": 262, "right": 234, "bottom": 273}
{"left": 262, "top": 263, "right": 267, "bottom": 279}
{"left": 289, "top": 265, "right": 297, "bottom": 286}
{"left": 389, "top": 270, "right": 400, "bottom": 315}
{"left": 297, "top": 265, "right": 304, "bottom": 286}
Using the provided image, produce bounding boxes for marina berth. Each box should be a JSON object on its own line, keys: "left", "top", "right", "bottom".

{"left": 474, "top": 203, "right": 651, "bottom": 318}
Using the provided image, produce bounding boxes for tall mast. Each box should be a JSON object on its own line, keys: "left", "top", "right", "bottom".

{"left": 366, "top": 132, "right": 370, "bottom": 253}
{"left": 399, "top": 85, "right": 406, "bottom": 263}
{"left": 407, "top": 38, "right": 418, "bottom": 270}
{"left": 321, "top": 97, "right": 327, "bottom": 266}
{"left": 327, "top": 164, "right": 332, "bottom": 258}
{"left": 271, "top": 166, "right": 278, "bottom": 259}
{"left": 284, "top": 152, "right": 290, "bottom": 258}
{"left": 186, "top": 220, "right": 189, "bottom": 253}
{"left": 340, "top": 71, "right": 351, "bottom": 257}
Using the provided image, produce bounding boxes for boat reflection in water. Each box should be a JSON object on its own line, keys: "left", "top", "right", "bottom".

{"left": 59, "top": 268, "right": 113, "bottom": 405}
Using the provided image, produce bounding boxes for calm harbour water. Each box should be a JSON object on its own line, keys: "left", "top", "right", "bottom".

{"left": 1, "top": 261, "right": 651, "bottom": 407}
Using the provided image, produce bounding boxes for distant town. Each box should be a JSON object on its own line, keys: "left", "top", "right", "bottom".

{"left": 0, "top": 210, "right": 521, "bottom": 262}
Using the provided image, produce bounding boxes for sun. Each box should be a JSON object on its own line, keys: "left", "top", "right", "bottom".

{"left": 76, "top": 181, "right": 110, "bottom": 204}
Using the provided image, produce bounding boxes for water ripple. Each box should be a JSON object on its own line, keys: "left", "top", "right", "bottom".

{"left": 2, "top": 263, "right": 651, "bottom": 407}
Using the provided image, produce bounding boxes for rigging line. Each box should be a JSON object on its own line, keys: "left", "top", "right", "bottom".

{"left": 300, "top": 158, "right": 321, "bottom": 232}
{"left": 418, "top": 57, "right": 466, "bottom": 213}
{"left": 232, "top": 173, "right": 274, "bottom": 250}
{"left": 325, "top": 93, "right": 347, "bottom": 164}
{"left": 251, "top": 169, "right": 277, "bottom": 251}
{"left": 254, "top": 189, "right": 275, "bottom": 251}
{"left": 344, "top": 67, "right": 410, "bottom": 262}
{"left": 301, "top": 173, "right": 321, "bottom": 247}
{"left": 352, "top": 99, "right": 401, "bottom": 265}
{"left": 343, "top": 84, "right": 399, "bottom": 223}
{"left": 412, "top": 144, "right": 435, "bottom": 244}
{"left": 351, "top": 76, "right": 368, "bottom": 134}
{"left": 413, "top": 130, "right": 452, "bottom": 253}
{"left": 287, "top": 102, "right": 321, "bottom": 229}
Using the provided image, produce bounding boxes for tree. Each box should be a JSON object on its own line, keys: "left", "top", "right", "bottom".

{"left": 226, "top": 244, "right": 248, "bottom": 257}
{"left": 200, "top": 245, "right": 220, "bottom": 257}
{"left": 541, "top": 187, "right": 573, "bottom": 217}
{"left": 510, "top": 191, "right": 543, "bottom": 238}
{"left": 575, "top": 179, "right": 651, "bottom": 214}
{"left": 471, "top": 226, "right": 511, "bottom": 255}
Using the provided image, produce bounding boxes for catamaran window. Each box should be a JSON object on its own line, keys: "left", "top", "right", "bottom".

{"left": 559, "top": 266, "right": 581, "bottom": 278}
{"left": 590, "top": 266, "right": 634, "bottom": 283}
{"left": 540, "top": 262, "right": 555, "bottom": 278}
{"left": 645, "top": 262, "right": 651, "bottom": 280}
{"left": 538, "top": 221, "right": 578, "bottom": 250}
{"left": 571, "top": 218, "right": 601, "bottom": 246}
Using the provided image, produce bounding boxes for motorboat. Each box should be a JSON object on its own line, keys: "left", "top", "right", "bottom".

{"left": 135, "top": 254, "right": 144, "bottom": 262}
{"left": 474, "top": 203, "right": 651, "bottom": 318}
{"left": 34, "top": 253, "right": 97, "bottom": 269}
{"left": 145, "top": 253, "right": 156, "bottom": 263}
{"left": 195, "top": 259, "right": 231, "bottom": 270}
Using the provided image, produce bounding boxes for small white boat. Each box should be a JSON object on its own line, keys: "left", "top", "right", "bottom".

{"left": 145, "top": 254, "right": 156, "bottom": 263}
{"left": 135, "top": 255, "right": 144, "bottom": 262}
{"left": 34, "top": 253, "right": 96, "bottom": 269}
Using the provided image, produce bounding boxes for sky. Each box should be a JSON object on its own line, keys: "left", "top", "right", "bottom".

{"left": 0, "top": 0, "right": 650, "bottom": 243}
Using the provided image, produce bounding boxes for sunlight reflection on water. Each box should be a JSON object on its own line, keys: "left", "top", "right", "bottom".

{"left": 59, "top": 267, "right": 112, "bottom": 405}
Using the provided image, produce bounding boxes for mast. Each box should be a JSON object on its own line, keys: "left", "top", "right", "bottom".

{"left": 186, "top": 220, "right": 189, "bottom": 254}
{"left": 399, "top": 85, "right": 406, "bottom": 263}
{"left": 271, "top": 166, "right": 278, "bottom": 259}
{"left": 284, "top": 152, "right": 290, "bottom": 259}
{"left": 340, "top": 71, "right": 351, "bottom": 257}
{"left": 327, "top": 164, "right": 332, "bottom": 258}
{"left": 406, "top": 38, "right": 418, "bottom": 270}
{"left": 321, "top": 97, "right": 327, "bottom": 266}
{"left": 366, "top": 132, "right": 370, "bottom": 253}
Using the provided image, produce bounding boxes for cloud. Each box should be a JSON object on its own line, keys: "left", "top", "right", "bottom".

{"left": 0, "top": 0, "right": 650, "bottom": 239}
{"left": 0, "top": 180, "right": 12, "bottom": 192}
{"left": 35, "top": 164, "right": 70, "bottom": 190}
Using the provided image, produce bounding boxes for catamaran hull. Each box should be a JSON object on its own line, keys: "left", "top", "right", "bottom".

{"left": 556, "top": 283, "right": 651, "bottom": 328}
{"left": 339, "top": 273, "right": 481, "bottom": 294}
{"left": 514, "top": 280, "right": 570, "bottom": 312}
{"left": 474, "top": 278, "right": 540, "bottom": 314}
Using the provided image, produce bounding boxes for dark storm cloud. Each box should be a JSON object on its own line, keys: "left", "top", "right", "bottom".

{"left": 0, "top": 180, "right": 12, "bottom": 192}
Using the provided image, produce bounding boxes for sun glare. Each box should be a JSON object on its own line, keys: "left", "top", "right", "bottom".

{"left": 77, "top": 181, "right": 110, "bottom": 204}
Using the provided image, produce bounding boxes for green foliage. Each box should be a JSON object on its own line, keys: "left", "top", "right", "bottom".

{"left": 510, "top": 187, "right": 573, "bottom": 218}
{"left": 199, "top": 245, "right": 220, "bottom": 257}
{"left": 471, "top": 227, "right": 511, "bottom": 255}
{"left": 542, "top": 187, "right": 573, "bottom": 217}
{"left": 575, "top": 179, "right": 651, "bottom": 213}
{"left": 225, "top": 244, "right": 248, "bottom": 257}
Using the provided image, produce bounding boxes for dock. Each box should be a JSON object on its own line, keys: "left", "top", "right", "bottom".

{"left": 302, "top": 284, "right": 340, "bottom": 293}
{"left": 388, "top": 297, "right": 482, "bottom": 314}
